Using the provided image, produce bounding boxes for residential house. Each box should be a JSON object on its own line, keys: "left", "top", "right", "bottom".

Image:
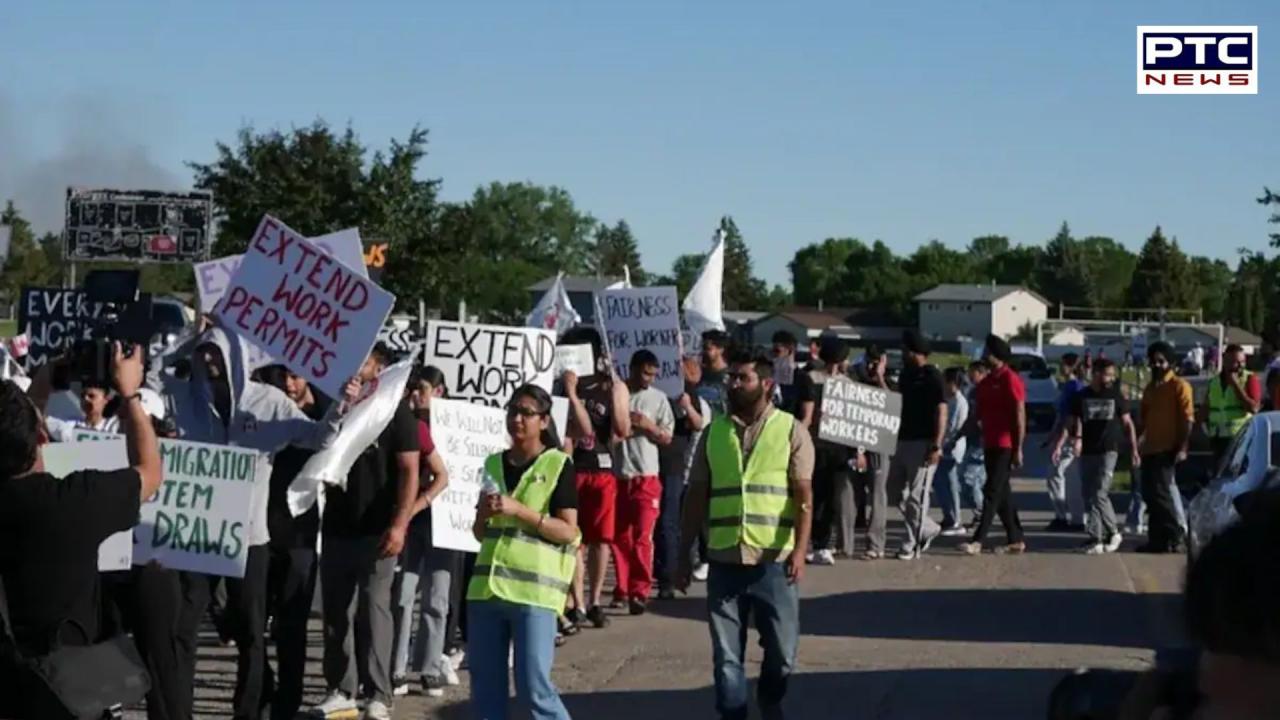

{"left": 915, "top": 284, "right": 1049, "bottom": 341}
{"left": 750, "top": 306, "right": 908, "bottom": 355}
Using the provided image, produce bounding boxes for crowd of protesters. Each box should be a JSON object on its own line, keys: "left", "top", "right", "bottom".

{"left": 0, "top": 308, "right": 1263, "bottom": 720}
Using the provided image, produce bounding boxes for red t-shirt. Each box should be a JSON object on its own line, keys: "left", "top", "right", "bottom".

{"left": 417, "top": 419, "right": 436, "bottom": 457}
{"left": 976, "top": 364, "right": 1026, "bottom": 450}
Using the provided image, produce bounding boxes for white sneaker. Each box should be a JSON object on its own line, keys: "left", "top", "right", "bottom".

{"left": 812, "top": 549, "right": 836, "bottom": 566}
{"left": 422, "top": 675, "right": 446, "bottom": 698}
{"left": 441, "top": 660, "right": 461, "bottom": 686}
{"left": 309, "top": 690, "right": 358, "bottom": 718}
{"left": 391, "top": 675, "right": 409, "bottom": 697}
{"left": 692, "top": 563, "right": 710, "bottom": 582}
{"left": 940, "top": 525, "right": 968, "bottom": 537}
{"left": 1106, "top": 534, "right": 1124, "bottom": 553}
{"left": 363, "top": 700, "right": 392, "bottom": 720}
{"left": 804, "top": 552, "right": 815, "bottom": 563}
{"left": 1082, "top": 543, "right": 1107, "bottom": 555}
{"left": 449, "top": 649, "right": 467, "bottom": 671}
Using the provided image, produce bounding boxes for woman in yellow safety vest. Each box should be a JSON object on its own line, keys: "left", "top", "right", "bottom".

{"left": 468, "top": 384, "right": 580, "bottom": 720}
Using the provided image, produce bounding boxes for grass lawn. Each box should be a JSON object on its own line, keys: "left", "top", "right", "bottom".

{"left": 0, "top": 319, "right": 14, "bottom": 337}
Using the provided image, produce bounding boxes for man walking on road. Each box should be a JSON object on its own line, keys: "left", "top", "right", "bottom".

{"left": 798, "top": 337, "right": 852, "bottom": 566}
{"left": 1136, "top": 342, "right": 1194, "bottom": 554}
{"left": 1201, "top": 343, "right": 1260, "bottom": 467}
{"left": 1043, "top": 353, "right": 1085, "bottom": 532}
{"left": 960, "top": 335, "right": 1027, "bottom": 556}
{"left": 885, "top": 331, "right": 947, "bottom": 560}
{"left": 1050, "top": 359, "right": 1137, "bottom": 555}
{"left": 679, "top": 351, "right": 814, "bottom": 720}
{"left": 934, "top": 367, "right": 970, "bottom": 536}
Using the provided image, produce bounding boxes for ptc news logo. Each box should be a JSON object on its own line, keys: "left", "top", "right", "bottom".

{"left": 1137, "top": 26, "right": 1257, "bottom": 94}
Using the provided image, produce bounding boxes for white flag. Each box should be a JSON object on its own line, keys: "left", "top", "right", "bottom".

{"left": 526, "top": 273, "right": 582, "bottom": 339}
{"left": 682, "top": 229, "right": 727, "bottom": 336}
{"left": 287, "top": 357, "right": 416, "bottom": 516}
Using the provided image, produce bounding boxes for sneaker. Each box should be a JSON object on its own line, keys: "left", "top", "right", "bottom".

{"left": 1106, "top": 534, "right": 1124, "bottom": 553}
{"left": 896, "top": 548, "right": 918, "bottom": 561}
{"left": 364, "top": 700, "right": 392, "bottom": 720}
{"left": 629, "top": 599, "right": 647, "bottom": 616}
{"left": 448, "top": 649, "right": 467, "bottom": 672}
{"left": 804, "top": 552, "right": 815, "bottom": 563}
{"left": 309, "top": 690, "right": 358, "bottom": 718}
{"left": 1045, "top": 518, "right": 1070, "bottom": 532}
{"left": 657, "top": 588, "right": 676, "bottom": 600}
{"left": 441, "top": 661, "right": 461, "bottom": 687}
{"left": 692, "top": 563, "right": 710, "bottom": 582}
{"left": 586, "top": 605, "right": 611, "bottom": 628}
{"left": 1082, "top": 543, "right": 1107, "bottom": 555}
{"left": 811, "top": 549, "right": 836, "bottom": 566}
{"left": 858, "top": 550, "right": 885, "bottom": 561}
{"left": 919, "top": 530, "right": 938, "bottom": 555}
{"left": 958, "top": 542, "right": 983, "bottom": 556}
{"left": 940, "top": 525, "right": 968, "bottom": 537}
{"left": 994, "top": 542, "right": 1027, "bottom": 555}
{"left": 391, "top": 675, "right": 410, "bottom": 697}
{"left": 422, "top": 675, "right": 445, "bottom": 698}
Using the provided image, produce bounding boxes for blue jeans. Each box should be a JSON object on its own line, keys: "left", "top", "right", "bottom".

{"left": 468, "top": 600, "right": 570, "bottom": 720}
{"left": 957, "top": 446, "right": 986, "bottom": 522}
{"left": 654, "top": 472, "right": 686, "bottom": 591}
{"left": 1125, "top": 468, "right": 1187, "bottom": 532}
{"left": 707, "top": 562, "right": 799, "bottom": 720}
{"left": 934, "top": 455, "right": 963, "bottom": 528}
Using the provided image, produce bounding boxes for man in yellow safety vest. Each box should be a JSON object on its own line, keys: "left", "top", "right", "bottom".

{"left": 1200, "top": 343, "right": 1261, "bottom": 467}
{"left": 678, "top": 351, "right": 815, "bottom": 720}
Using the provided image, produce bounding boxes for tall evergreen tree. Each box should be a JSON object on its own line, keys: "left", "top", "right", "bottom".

{"left": 0, "top": 202, "right": 58, "bottom": 300}
{"left": 1127, "top": 226, "right": 1200, "bottom": 311}
{"left": 718, "top": 216, "right": 768, "bottom": 310}
{"left": 590, "top": 220, "right": 647, "bottom": 285}
{"left": 1034, "top": 222, "right": 1096, "bottom": 308}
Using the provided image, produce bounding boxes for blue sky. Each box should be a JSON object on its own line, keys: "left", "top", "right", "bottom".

{"left": 1, "top": 1, "right": 1276, "bottom": 286}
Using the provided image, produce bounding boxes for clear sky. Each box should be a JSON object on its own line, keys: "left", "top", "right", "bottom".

{"left": 1, "top": 1, "right": 1276, "bottom": 286}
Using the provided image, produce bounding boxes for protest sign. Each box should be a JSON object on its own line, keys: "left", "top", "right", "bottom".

{"left": 215, "top": 216, "right": 395, "bottom": 399}
{"left": 430, "top": 399, "right": 510, "bottom": 552}
{"left": 598, "top": 286, "right": 683, "bottom": 397}
{"left": 66, "top": 431, "right": 264, "bottom": 577}
{"left": 816, "top": 375, "right": 903, "bottom": 457}
{"left": 18, "top": 287, "right": 99, "bottom": 367}
{"left": 288, "top": 359, "right": 416, "bottom": 516}
{"left": 42, "top": 439, "right": 133, "bottom": 571}
{"left": 554, "top": 344, "right": 595, "bottom": 378}
{"left": 423, "top": 321, "right": 556, "bottom": 406}
{"left": 194, "top": 228, "right": 367, "bottom": 313}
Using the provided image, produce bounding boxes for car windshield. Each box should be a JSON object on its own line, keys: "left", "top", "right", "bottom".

{"left": 152, "top": 303, "right": 186, "bottom": 334}
{"left": 1011, "top": 353, "right": 1051, "bottom": 379}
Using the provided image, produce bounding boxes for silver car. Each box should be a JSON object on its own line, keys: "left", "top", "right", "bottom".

{"left": 1185, "top": 411, "right": 1280, "bottom": 558}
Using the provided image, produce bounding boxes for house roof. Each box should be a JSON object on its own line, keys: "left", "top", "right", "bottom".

{"left": 723, "top": 311, "right": 768, "bottom": 325}
{"left": 527, "top": 275, "right": 624, "bottom": 293}
{"left": 914, "top": 284, "right": 1050, "bottom": 306}
{"left": 1171, "top": 325, "right": 1264, "bottom": 346}
{"left": 774, "top": 306, "right": 902, "bottom": 329}
{"left": 769, "top": 310, "right": 855, "bottom": 332}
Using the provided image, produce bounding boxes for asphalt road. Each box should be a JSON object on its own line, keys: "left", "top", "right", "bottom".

{"left": 166, "top": 466, "right": 1188, "bottom": 720}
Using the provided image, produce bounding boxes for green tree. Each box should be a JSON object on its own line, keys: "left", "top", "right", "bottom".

{"left": 843, "top": 239, "right": 913, "bottom": 320}
{"left": 1127, "top": 226, "right": 1200, "bottom": 311}
{"left": 1, "top": 202, "right": 58, "bottom": 300}
{"left": 1034, "top": 222, "right": 1096, "bottom": 308}
{"left": 967, "top": 235, "right": 1011, "bottom": 272}
{"left": 986, "top": 245, "right": 1044, "bottom": 288}
{"left": 1078, "top": 236, "right": 1137, "bottom": 309}
{"left": 903, "top": 240, "right": 979, "bottom": 291}
{"left": 1191, "top": 256, "right": 1234, "bottom": 322}
{"left": 788, "top": 237, "right": 858, "bottom": 307}
{"left": 763, "top": 284, "right": 792, "bottom": 311}
{"left": 718, "top": 216, "right": 768, "bottom": 311}
{"left": 1259, "top": 187, "right": 1280, "bottom": 247}
{"left": 1227, "top": 252, "right": 1270, "bottom": 334}
{"left": 590, "top": 220, "right": 646, "bottom": 285}
{"left": 654, "top": 253, "right": 706, "bottom": 300}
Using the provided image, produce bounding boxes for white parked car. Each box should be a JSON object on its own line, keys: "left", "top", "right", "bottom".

{"left": 1186, "top": 411, "right": 1280, "bottom": 558}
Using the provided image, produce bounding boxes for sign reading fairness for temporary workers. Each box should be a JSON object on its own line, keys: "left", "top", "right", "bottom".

{"left": 215, "top": 215, "right": 395, "bottom": 400}
{"left": 817, "top": 375, "right": 904, "bottom": 457}
{"left": 598, "top": 286, "right": 683, "bottom": 397}
{"left": 429, "top": 399, "right": 510, "bottom": 553}
{"left": 423, "top": 321, "right": 556, "bottom": 407}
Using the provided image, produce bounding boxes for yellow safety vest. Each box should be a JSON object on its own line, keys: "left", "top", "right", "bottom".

{"left": 467, "top": 450, "right": 580, "bottom": 613}
{"left": 1207, "top": 371, "right": 1253, "bottom": 439}
{"left": 706, "top": 410, "right": 797, "bottom": 553}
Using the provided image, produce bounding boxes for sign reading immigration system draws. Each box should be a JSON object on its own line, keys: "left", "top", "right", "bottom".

{"left": 598, "top": 286, "right": 683, "bottom": 397}
{"left": 423, "top": 321, "right": 556, "bottom": 406}
{"left": 817, "top": 375, "right": 903, "bottom": 457}
{"left": 215, "top": 215, "right": 395, "bottom": 400}
{"left": 429, "top": 399, "right": 510, "bottom": 553}
{"left": 65, "top": 187, "right": 213, "bottom": 262}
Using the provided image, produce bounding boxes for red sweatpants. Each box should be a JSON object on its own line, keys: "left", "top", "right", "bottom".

{"left": 611, "top": 475, "right": 662, "bottom": 602}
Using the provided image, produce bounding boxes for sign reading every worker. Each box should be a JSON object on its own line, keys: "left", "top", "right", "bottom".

{"left": 215, "top": 215, "right": 395, "bottom": 400}
{"left": 817, "top": 375, "right": 903, "bottom": 457}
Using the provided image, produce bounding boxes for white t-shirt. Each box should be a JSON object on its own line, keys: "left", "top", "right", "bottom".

{"left": 46, "top": 415, "right": 121, "bottom": 443}
{"left": 615, "top": 387, "right": 676, "bottom": 479}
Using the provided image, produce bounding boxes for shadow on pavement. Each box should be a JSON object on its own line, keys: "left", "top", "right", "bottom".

{"left": 433, "top": 667, "right": 1075, "bottom": 719}
{"left": 650, "top": 588, "right": 1178, "bottom": 649}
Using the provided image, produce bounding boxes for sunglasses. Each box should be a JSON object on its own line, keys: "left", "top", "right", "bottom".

{"left": 507, "top": 405, "right": 547, "bottom": 419}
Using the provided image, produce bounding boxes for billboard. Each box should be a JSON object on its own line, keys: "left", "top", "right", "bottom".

{"left": 64, "top": 187, "right": 213, "bottom": 263}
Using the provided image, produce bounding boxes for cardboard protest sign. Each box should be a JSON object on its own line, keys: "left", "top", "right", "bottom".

{"left": 423, "top": 321, "right": 556, "bottom": 406}
{"left": 68, "top": 431, "right": 264, "bottom": 577}
{"left": 215, "top": 216, "right": 395, "bottom": 400}
{"left": 598, "top": 286, "right": 683, "bottom": 397}
{"left": 816, "top": 375, "right": 903, "bottom": 456}
{"left": 430, "top": 399, "right": 510, "bottom": 552}
{"left": 194, "top": 228, "right": 367, "bottom": 313}
{"left": 17, "top": 288, "right": 99, "bottom": 367}
{"left": 554, "top": 344, "right": 595, "bottom": 378}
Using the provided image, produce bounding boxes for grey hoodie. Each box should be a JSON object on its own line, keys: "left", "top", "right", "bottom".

{"left": 149, "top": 326, "right": 342, "bottom": 547}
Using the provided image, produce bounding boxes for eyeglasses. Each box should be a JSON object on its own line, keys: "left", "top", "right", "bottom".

{"left": 507, "top": 406, "right": 546, "bottom": 419}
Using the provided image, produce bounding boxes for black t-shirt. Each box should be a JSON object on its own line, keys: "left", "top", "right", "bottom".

{"left": 324, "top": 398, "right": 420, "bottom": 538}
{"left": 696, "top": 369, "right": 730, "bottom": 418}
{"left": 0, "top": 468, "right": 140, "bottom": 654}
{"left": 501, "top": 450, "right": 578, "bottom": 515}
{"left": 267, "top": 396, "right": 327, "bottom": 549}
{"left": 570, "top": 374, "right": 616, "bottom": 472}
{"left": 1071, "top": 385, "right": 1128, "bottom": 455}
{"left": 898, "top": 364, "right": 946, "bottom": 441}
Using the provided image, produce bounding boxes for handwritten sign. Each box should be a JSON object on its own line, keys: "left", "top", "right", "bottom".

{"left": 554, "top": 344, "right": 595, "bottom": 378}
{"left": 215, "top": 216, "right": 395, "bottom": 399}
{"left": 430, "top": 399, "right": 510, "bottom": 552}
{"left": 423, "top": 321, "right": 556, "bottom": 407}
{"left": 598, "top": 286, "right": 683, "bottom": 397}
{"left": 816, "top": 376, "right": 903, "bottom": 456}
{"left": 17, "top": 288, "right": 100, "bottom": 367}
{"left": 194, "top": 228, "right": 367, "bottom": 313}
